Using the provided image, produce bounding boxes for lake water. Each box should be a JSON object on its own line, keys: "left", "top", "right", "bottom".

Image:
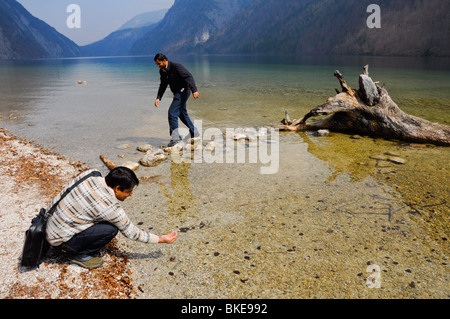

{"left": 1, "top": 55, "right": 449, "bottom": 298}
{"left": 1, "top": 55, "right": 449, "bottom": 163}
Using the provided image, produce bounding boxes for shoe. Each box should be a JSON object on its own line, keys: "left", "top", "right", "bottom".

{"left": 167, "top": 139, "right": 181, "bottom": 147}
{"left": 71, "top": 257, "right": 103, "bottom": 269}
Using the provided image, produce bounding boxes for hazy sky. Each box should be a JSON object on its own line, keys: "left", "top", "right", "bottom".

{"left": 16, "top": 0, "right": 174, "bottom": 46}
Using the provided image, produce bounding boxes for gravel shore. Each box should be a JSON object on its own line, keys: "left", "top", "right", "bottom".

{"left": 0, "top": 128, "right": 136, "bottom": 299}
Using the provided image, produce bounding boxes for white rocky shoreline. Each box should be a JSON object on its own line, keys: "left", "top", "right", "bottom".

{"left": 0, "top": 127, "right": 136, "bottom": 299}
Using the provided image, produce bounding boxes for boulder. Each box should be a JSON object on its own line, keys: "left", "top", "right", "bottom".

{"left": 140, "top": 150, "right": 167, "bottom": 167}
{"left": 121, "top": 161, "right": 139, "bottom": 171}
{"left": 137, "top": 144, "right": 157, "bottom": 153}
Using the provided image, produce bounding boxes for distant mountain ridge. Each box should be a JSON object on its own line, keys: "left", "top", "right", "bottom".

{"left": 118, "top": 9, "right": 168, "bottom": 31}
{"left": 202, "top": 0, "right": 450, "bottom": 57}
{"left": 131, "top": 0, "right": 449, "bottom": 57}
{"left": 0, "top": 0, "right": 80, "bottom": 59}
{"left": 1, "top": 0, "right": 449, "bottom": 60}
{"left": 80, "top": 25, "right": 157, "bottom": 57}
{"left": 130, "top": 0, "right": 254, "bottom": 55}
{"left": 80, "top": 9, "right": 168, "bottom": 57}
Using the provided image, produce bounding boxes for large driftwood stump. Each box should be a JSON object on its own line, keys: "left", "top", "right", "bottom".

{"left": 278, "top": 65, "right": 450, "bottom": 146}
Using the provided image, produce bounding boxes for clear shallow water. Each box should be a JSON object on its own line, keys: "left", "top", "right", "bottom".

{"left": 1, "top": 55, "right": 449, "bottom": 298}
{"left": 1, "top": 55, "right": 449, "bottom": 161}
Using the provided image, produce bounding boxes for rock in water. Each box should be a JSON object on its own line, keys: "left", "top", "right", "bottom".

{"left": 370, "top": 154, "right": 388, "bottom": 161}
{"left": 116, "top": 144, "right": 131, "bottom": 150}
{"left": 140, "top": 150, "right": 167, "bottom": 167}
{"left": 204, "top": 141, "right": 216, "bottom": 152}
{"left": 164, "top": 143, "right": 183, "bottom": 154}
{"left": 121, "top": 161, "right": 139, "bottom": 171}
{"left": 137, "top": 144, "right": 157, "bottom": 153}
{"left": 387, "top": 156, "right": 406, "bottom": 164}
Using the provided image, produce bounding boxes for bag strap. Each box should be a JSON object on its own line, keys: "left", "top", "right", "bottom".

{"left": 45, "top": 170, "right": 102, "bottom": 219}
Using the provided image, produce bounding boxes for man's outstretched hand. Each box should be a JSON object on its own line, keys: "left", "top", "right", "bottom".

{"left": 158, "top": 231, "right": 178, "bottom": 244}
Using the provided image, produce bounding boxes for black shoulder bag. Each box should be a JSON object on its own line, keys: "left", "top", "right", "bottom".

{"left": 20, "top": 170, "right": 102, "bottom": 269}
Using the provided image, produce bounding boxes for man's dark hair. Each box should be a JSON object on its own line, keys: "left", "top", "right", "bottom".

{"left": 154, "top": 53, "right": 167, "bottom": 61}
{"left": 105, "top": 167, "right": 139, "bottom": 191}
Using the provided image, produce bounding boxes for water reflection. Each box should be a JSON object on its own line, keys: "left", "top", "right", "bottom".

{"left": 170, "top": 54, "right": 450, "bottom": 71}
{"left": 299, "top": 131, "right": 406, "bottom": 182}
{"left": 295, "top": 128, "right": 449, "bottom": 250}
{"left": 159, "top": 161, "right": 198, "bottom": 216}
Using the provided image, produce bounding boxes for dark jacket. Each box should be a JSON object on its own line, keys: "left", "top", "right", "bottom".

{"left": 156, "top": 61, "right": 198, "bottom": 100}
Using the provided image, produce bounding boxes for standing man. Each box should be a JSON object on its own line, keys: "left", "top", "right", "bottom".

{"left": 154, "top": 53, "right": 199, "bottom": 147}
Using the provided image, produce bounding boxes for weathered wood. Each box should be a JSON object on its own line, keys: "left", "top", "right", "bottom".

{"left": 99, "top": 155, "right": 117, "bottom": 170}
{"left": 99, "top": 155, "right": 164, "bottom": 183}
{"left": 278, "top": 65, "right": 450, "bottom": 146}
{"left": 140, "top": 175, "right": 164, "bottom": 183}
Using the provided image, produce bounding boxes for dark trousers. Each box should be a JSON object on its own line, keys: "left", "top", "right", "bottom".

{"left": 56, "top": 222, "right": 118, "bottom": 260}
{"left": 168, "top": 90, "right": 197, "bottom": 140}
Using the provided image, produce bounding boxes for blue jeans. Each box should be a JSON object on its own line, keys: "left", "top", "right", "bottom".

{"left": 56, "top": 222, "right": 118, "bottom": 260}
{"left": 168, "top": 90, "right": 197, "bottom": 140}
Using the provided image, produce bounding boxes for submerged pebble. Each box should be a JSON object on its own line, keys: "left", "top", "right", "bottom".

{"left": 317, "top": 129, "right": 330, "bottom": 136}
{"left": 387, "top": 156, "right": 406, "bottom": 164}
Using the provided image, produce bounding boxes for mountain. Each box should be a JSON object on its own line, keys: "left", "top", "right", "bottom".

{"left": 130, "top": 0, "right": 254, "bottom": 55}
{"left": 80, "top": 25, "right": 156, "bottom": 57}
{"left": 130, "top": 0, "right": 449, "bottom": 57}
{"left": 81, "top": 9, "right": 168, "bottom": 57}
{"left": 118, "top": 9, "right": 168, "bottom": 31}
{"left": 2, "top": 0, "right": 448, "bottom": 60}
{"left": 203, "top": 0, "right": 450, "bottom": 57}
{"left": 0, "top": 0, "right": 80, "bottom": 59}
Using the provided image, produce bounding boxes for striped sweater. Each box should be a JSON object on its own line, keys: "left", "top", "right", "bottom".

{"left": 45, "top": 169, "right": 159, "bottom": 246}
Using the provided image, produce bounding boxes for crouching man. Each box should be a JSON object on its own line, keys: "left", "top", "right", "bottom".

{"left": 46, "top": 167, "right": 177, "bottom": 269}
